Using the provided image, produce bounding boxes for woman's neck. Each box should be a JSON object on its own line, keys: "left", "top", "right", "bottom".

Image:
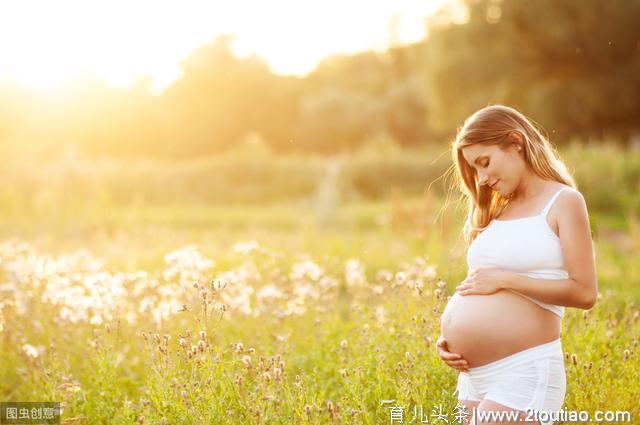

{"left": 510, "top": 175, "right": 551, "bottom": 203}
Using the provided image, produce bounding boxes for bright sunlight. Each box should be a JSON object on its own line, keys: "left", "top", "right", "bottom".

{"left": 0, "top": 0, "right": 451, "bottom": 94}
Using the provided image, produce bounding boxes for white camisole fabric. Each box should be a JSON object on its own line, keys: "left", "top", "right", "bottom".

{"left": 466, "top": 186, "right": 574, "bottom": 318}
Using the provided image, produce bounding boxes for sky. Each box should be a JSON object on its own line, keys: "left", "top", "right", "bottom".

{"left": 0, "top": 0, "right": 456, "bottom": 95}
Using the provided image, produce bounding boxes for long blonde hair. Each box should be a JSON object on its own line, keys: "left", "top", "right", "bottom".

{"left": 450, "top": 105, "right": 577, "bottom": 244}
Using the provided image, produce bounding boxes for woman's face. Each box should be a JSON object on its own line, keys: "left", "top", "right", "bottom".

{"left": 461, "top": 142, "right": 524, "bottom": 196}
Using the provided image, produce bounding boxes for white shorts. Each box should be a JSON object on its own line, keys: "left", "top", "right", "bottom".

{"left": 455, "top": 338, "right": 566, "bottom": 425}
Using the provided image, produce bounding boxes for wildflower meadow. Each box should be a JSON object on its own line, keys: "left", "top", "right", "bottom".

{"left": 1, "top": 143, "right": 638, "bottom": 424}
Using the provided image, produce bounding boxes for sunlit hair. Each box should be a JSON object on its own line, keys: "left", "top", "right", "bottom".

{"left": 450, "top": 104, "right": 577, "bottom": 244}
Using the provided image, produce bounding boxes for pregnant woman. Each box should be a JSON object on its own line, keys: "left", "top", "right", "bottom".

{"left": 437, "top": 105, "right": 598, "bottom": 424}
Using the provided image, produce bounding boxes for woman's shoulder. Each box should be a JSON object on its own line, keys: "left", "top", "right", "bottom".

{"left": 555, "top": 184, "right": 588, "bottom": 217}
{"left": 556, "top": 183, "right": 582, "bottom": 197}
{"left": 551, "top": 183, "right": 581, "bottom": 198}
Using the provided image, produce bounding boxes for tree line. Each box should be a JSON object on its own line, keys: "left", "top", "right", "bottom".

{"left": 1, "top": 0, "right": 638, "bottom": 158}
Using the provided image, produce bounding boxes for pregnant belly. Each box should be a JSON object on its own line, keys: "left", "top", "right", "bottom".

{"left": 440, "top": 289, "right": 561, "bottom": 367}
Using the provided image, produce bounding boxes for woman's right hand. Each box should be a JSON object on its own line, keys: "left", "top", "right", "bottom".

{"left": 436, "top": 334, "right": 469, "bottom": 372}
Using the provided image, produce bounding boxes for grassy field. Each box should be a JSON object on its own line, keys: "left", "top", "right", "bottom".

{"left": 0, "top": 144, "right": 638, "bottom": 424}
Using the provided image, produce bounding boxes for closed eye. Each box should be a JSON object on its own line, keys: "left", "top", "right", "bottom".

{"left": 472, "top": 155, "right": 490, "bottom": 169}
{"left": 475, "top": 160, "right": 489, "bottom": 170}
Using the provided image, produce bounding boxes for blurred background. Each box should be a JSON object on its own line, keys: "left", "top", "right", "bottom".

{"left": 0, "top": 0, "right": 638, "bottom": 284}
{"left": 1, "top": 3, "right": 639, "bottom": 420}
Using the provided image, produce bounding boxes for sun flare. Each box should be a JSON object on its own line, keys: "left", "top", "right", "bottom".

{"left": 0, "top": 0, "right": 451, "bottom": 94}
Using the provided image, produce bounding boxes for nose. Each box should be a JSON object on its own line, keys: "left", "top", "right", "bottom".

{"left": 478, "top": 172, "right": 489, "bottom": 186}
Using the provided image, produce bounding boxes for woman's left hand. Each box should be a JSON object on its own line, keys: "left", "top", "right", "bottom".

{"left": 456, "top": 267, "right": 513, "bottom": 295}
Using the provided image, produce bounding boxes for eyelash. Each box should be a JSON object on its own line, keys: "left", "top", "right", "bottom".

{"left": 475, "top": 161, "right": 489, "bottom": 170}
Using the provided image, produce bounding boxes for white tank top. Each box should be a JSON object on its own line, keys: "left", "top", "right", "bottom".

{"left": 466, "top": 186, "right": 573, "bottom": 318}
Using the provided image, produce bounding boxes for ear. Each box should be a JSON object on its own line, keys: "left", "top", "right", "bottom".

{"left": 507, "top": 131, "right": 523, "bottom": 152}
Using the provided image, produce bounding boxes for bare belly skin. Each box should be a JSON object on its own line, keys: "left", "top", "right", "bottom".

{"left": 440, "top": 289, "right": 561, "bottom": 367}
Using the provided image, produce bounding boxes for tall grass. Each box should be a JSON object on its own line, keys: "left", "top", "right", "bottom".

{"left": 0, "top": 142, "right": 637, "bottom": 423}
{"left": 0, "top": 233, "right": 637, "bottom": 424}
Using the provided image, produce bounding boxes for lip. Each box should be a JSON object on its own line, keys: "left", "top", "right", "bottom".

{"left": 490, "top": 180, "right": 500, "bottom": 190}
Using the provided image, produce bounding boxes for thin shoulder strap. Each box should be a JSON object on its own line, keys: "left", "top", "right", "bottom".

{"left": 541, "top": 187, "right": 570, "bottom": 217}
